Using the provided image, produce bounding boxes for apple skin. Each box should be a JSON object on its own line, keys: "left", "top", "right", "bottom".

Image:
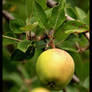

{"left": 36, "top": 48, "right": 75, "bottom": 90}
{"left": 31, "top": 87, "right": 50, "bottom": 92}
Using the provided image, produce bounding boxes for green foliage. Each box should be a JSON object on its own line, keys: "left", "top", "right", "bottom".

{"left": 65, "top": 7, "right": 77, "bottom": 19}
{"left": 9, "top": 19, "right": 25, "bottom": 33}
{"left": 47, "top": 0, "right": 66, "bottom": 30}
{"left": 20, "top": 22, "right": 38, "bottom": 32}
{"left": 3, "top": 0, "right": 89, "bottom": 92}
{"left": 11, "top": 46, "right": 35, "bottom": 61}
{"left": 17, "top": 40, "right": 32, "bottom": 53}
{"left": 24, "top": 0, "right": 34, "bottom": 17}
{"left": 34, "top": 1, "right": 48, "bottom": 28}
{"left": 63, "top": 20, "right": 88, "bottom": 34}
{"left": 75, "top": 7, "right": 86, "bottom": 20}
{"left": 56, "top": 34, "right": 78, "bottom": 52}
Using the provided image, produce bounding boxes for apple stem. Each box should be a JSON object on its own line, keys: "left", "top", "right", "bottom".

{"left": 48, "top": 29, "right": 56, "bottom": 48}
{"left": 49, "top": 39, "right": 55, "bottom": 48}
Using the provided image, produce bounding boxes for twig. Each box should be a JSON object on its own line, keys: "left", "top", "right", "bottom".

{"left": 2, "top": 10, "right": 15, "bottom": 20}
{"left": 37, "top": 34, "right": 47, "bottom": 41}
{"left": 2, "top": 35, "right": 21, "bottom": 42}
{"left": 24, "top": 76, "right": 37, "bottom": 85}
{"left": 65, "top": 14, "right": 75, "bottom": 21}
{"left": 3, "top": 0, "right": 6, "bottom": 5}
{"left": 75, "top": 42, "right": 89, "bottom": 53}
{"left": 83, "top": 32, "right": 90, "bottom": 41}
{"left": 24, "top": 76, "right": 37, "bottom": 91}
{"left": 72, "top": 74, "right": 80, "bottom": 83}
{"left": 47, "top": 0, "right": 58, "bottom": 8}
{"left": 78, "top": 45, "right": 89, "bottom": 53}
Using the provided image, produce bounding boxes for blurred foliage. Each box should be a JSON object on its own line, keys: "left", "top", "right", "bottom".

{"left": 3, "top": 0, "right": 89, "bottom": 92}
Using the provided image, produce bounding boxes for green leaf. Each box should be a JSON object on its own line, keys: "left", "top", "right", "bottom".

{"left": 75, "top": 7, "right": 86, "bottom": 20}
{"left": 82, "top": 11, "right": 90, "bottom": 26}
{"left": 66, "top": 85, "right": 79, "bottom": 92}
{"left": 25, "top": 48, "right": 43, "bottom": 78}
{"left": 11, "top": 49, "right": 26, "bottom": 61}
{"left": 3, "top": 47, "right": 18, "bottom": 73}
{"left": 67, "top": 52, "right": 82, "bottom": 79}
{"left": 8, "top": 73, "right": 24, "bottom": 86}
{"left": 20, "top": 22, "right": 38, "bottom": 31}
{"left": 75, "top": 84, "right": 88, "bottom": 92}
{"left": 45, "top": 8, "right": 53, "bottom": 18}
{"left": 3, "top": 68, "right": 10, "bottom": 80}
{"left": 17, "top": 64, "right": 30, "bottom": 79}
{"left": 36, "top": 0, "right": 47, "bottom": 9}
{"left": 34, "top": 1, "right": 48, "bottom": 28}
{"left": 63, "top": 20, "right": 88, "bottom": 34}
{"left": 56, "top": 34, "right": 79, "bottom": 52}
{"left": 11, "top": 46, "right": 35, "bottom": 61}
{"left": 68, "top": 52, "right": 89, "bottom": 81}
{"left": 31, "top": 77, "right": 43, "bottom": 88}
{"left": 55, "top": 20, "right": 88, "bottom": 48}
{"left": 55, "top": 24, "right": 71, "bottom": 43}
{"left": 55, "top": 28, "right": 70, "bottom": 43}
{"left": 25, "top": 46, "right": 35, "bottom": 60}
{"left": 25, "top": 0, "right": 34, "bottom": 17}
{"left": 65, "top": 7, "right": 77, "bottom": 19}
{"left": 9, "top": 19, "right": 25, "bottom": 33}
{"left": 47, "top": 1, "right": 66, "bottom": 30}
{"left": 3, "top": 37, "right": 17, "bottom": 46}
{"left": 78, "top": 34, "right": 89, "bottom": 47}
{"left": 17, "top": 40, "right": 32, "bottom": 53}
{"left": 82, "top": 77, "right": 89, "bottom": 89}
{"left": 9, "top": 86, "right": 19, "bottom": 92}
{"left": 36, "top": 40, "right": 46, "bottom": 49}
{"left": 81, "top": 61, "right": 89, "bottom": 80}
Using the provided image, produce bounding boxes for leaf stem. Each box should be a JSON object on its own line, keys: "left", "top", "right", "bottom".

{"left": 2, "top": 35, "right": 21, "bottom": 42}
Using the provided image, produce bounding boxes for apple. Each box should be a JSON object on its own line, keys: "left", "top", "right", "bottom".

{"left": 36, "top": 48, "right": 75, "bottom": 90}
{"left": 31, "top": 87, "right": 50, "bottom": 92}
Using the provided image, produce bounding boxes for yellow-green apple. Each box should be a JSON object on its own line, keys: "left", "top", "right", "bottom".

{"left": 36, "top": 48, "right": 75, "bottom": 90}
{"left": 31, "top": 87, "right": 50, "bottom": 92}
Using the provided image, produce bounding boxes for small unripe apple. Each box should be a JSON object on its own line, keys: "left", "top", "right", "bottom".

{"left": 36, "top": 48, "right": 75, "bottom": 90}
{"left": 30, "top": 87, "right": 50, "bottom": 92}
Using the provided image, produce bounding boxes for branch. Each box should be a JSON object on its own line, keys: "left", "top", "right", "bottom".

{"left": 2, "top": 10, "right": 15, "bottom": 20}
{"left": 72, "top": 74, "right": 80, "bottom": 83}
{"left": 3, "top": 0, "right": 6, "bottom": 5}
{"left": 65, "top": 14, "right": 75, "bottom": 21}
{"left": 47, "top": 0, "right": 58, "bottom": 8}
{"left": 83, "top": 32, "right": 90, "bottom": 41}
{"left": 2, "top": 35, "right": 21, "bottom": 42}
